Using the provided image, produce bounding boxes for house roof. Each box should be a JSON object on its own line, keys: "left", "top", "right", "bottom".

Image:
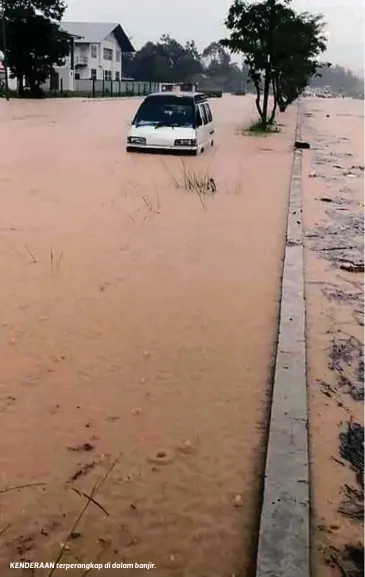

{"left": 61, "top": 22, "right": 135, "bottom": 52}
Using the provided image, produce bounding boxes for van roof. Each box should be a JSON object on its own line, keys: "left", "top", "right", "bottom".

{"left": 148, "top": 92, "right": 207, "bottom": 101}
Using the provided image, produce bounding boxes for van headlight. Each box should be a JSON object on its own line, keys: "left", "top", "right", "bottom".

{"left": 127, "top": 136, "right": 146, "bottom": 145}
{"left": 174, "top": 139, "right": 196, "bottom": 147}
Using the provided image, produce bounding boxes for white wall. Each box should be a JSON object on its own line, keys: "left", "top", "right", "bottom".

{"left": 74, "top": 43, "right": 91, "bottom": 80}
{"left": 73, "top": 34, "right": 122, "bottom": 82}
{"left": 99, "top": 33, "right": 122, "bottom": 81}
{"left": 55, "top": 67, "right": 75, "bottom": 91}
{"left": 4, "top": 64, "right": 73, "bottom": 92}
{"left": 8, "top": 73, "right": 17, "bottom": 91}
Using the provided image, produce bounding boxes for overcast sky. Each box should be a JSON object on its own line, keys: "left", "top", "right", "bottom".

{"left": 65, "top": 0, "right": 364, "bottom": 74}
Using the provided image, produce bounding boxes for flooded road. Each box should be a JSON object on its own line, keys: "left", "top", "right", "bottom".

{"left": 301, "top": 97, "right": 364, "bottom": 577}
{"left": 0, "top": 95, "right": 296, "bottom": 576}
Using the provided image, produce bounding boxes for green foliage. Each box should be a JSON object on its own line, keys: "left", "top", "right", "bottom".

{"left": 123, "top": 35, "right": 248, "bottom": 93}
{"left": 124, "top": 35, "right": 203, "bottom": 83}
{"left": 271, "top": 8, "right": 327, "bottom": 111}
{"left": 1, "top": 0, "right": 70, "bottom": 97}
{"left": 248, "top": 119, "right": 279, "bottom": 133}
{"left": 221, "top": 0, "right": 327, "bottom": 124}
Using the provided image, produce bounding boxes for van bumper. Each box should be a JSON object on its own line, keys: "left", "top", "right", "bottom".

{"left": 126, "top": 144, "right": 198, "bottom": 154}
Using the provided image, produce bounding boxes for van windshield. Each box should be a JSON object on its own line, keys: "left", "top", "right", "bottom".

{"left": 133, "top": 96, "right": 195, "bottom": 128}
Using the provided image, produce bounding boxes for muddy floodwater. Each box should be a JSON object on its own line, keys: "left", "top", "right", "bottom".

{"left": 0, "top": 95, "right": 296, "bottom": 576}
{"left": 301, "top": 97, "right": 364, "bottom": 577}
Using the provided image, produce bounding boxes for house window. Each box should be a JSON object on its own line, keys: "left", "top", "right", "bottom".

{"left": 75, "top": 72, "right": 80, "bottom": 80}
{"left": 116, "top": 50, "right": 120, "bottom": 62}
{"left": 115, "top": 71, "right": 120, "bottom": 81}
{"left": 91, "top": 69, "right": 97, "bottom": 80}
{"left": 103, "top": 48, "right": 113, "bottom": 61}
{"left": 104, "top": 70, "right": 112, "bottom": 81}
{"left": 91, "top": 45, "right": 98, "bottom": 58}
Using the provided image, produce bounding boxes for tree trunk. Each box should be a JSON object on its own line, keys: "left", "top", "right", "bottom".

{"left": 273, "top": 73, "right": 287, "bottom": 112}
{"left": 262, "top": 66, "right": 271, "bottom": 125}
{"left": 17, "top": 74, "right": 24, "bottom": 97}
{"left": 262, "top": 0, "right": 277, "bottom": 126}
{"left": 251, "top": 72, "right": 264, "bottom": 122}
{"left": 269, "top": 73, "right": 283, "bottom": 122}
{"left": 254, "top": 81, "right": 264, "bottom": 122}
{"left": 268, "top": 78, "right": 278, "bottom": 124}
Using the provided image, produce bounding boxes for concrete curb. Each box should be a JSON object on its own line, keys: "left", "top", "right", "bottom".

{"left": 256, "top": 106, "right": 310, "bottom": 577}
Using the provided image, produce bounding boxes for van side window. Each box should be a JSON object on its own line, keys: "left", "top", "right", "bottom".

{"left": 204, "top": 103, "right": 213, "bottom": 123}
{"left": 195, "top": 107, "right": 202, "bottom": 126}
{"left": 200, "top": 104, "right": 208, "bottom": 125}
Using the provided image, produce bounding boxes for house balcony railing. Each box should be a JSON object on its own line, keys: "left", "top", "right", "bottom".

{"left": 75, "top": 56, "right": 88, "bottom": 67}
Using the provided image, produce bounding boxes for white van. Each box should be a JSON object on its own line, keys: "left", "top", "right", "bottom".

{"left": 126, "top": 92, "right": 214, "bottom": 155}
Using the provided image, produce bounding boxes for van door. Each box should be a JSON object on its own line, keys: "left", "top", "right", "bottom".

{"left": 203, "top": 102, "right": 214, "bottom": 143}
{"left": 198, "top": 103, "right": 209, "bottom": 146}
{"left": 195, "top": 105, "right": 205, "bottom": 148}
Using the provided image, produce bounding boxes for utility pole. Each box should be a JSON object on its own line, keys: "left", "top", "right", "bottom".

{"left": 1, "top": 0, "right": 9, "bottom": 100}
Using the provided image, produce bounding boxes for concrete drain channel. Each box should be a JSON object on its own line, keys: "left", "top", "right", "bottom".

{"left": 256, "top": 109, "right": 310, "bottom": 577}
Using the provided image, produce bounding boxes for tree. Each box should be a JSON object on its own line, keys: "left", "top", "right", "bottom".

{"left": 153, "top": 35, "right": 202, "bottom": 81}
{"left": 127, "top": 41, "right": 170, "bottom": 82}
{"left": 1, "top": 0, "right": 70, "bottom": 97}
{"left": 221, "top": 0, "right": 327, "bottom": 127}
{"left": 123, "top": 35, "right": 202, "bottom": 83}
{"left": 200, "top": 42, "right": 248, "bottom": 93}
{"left": 203, "top": 42, "right": 231, "bottom": 70}
{"left": 271, "top": 9, "right": 327, "bottom": 111}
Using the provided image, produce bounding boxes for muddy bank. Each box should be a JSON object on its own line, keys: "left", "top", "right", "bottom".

{"left": 301, "top": 97, "right": 364, "bottom": 577}
{"left": 0, "top": 96, "right": 297, "bottom": 576}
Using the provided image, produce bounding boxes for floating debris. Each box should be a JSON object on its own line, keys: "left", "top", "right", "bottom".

{"left": 339, "top": 420, "right": 364, "bottom": 487}
{"left": 177, "top": 439, "right": 194, "bottom": 454}
{"left": 324, "top": 543, "right": 364, "bottom": 577}
{"left": 340, "top": 262, "right": 364, "bottom": 274}
{"left": 233, "top": 494, "right": 244, "bottom": 508}
{"left": 321, "top": 285, "right": 361, "bottom": 303}
{"left": 329, "top": 337, "right": 364, "bottom": 401}
{"left": 68, "top": 462, "right": 97, "bottom": 482}
{"left": 295, "top": 141, "right": 310, "bottom": 149}
{"left": 67, "top": 443, "right": 95, "bottom": 452}
{"left": 148, "top": 449, "right": 174, "bottom": 465}
{"left": 339, "top": 484, "right": 364, "bottom": 521}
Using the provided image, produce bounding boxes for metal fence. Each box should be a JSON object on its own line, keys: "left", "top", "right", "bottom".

{"left": 72, "top": 79, "right": 160, "bottom": 98}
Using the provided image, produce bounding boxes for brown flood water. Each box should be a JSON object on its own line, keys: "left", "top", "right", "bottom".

{"left": 0, "top": 95, "right": 296, "bottom": 576}
{"left": 301, "top": 97, "right": 364, "bottom": 577}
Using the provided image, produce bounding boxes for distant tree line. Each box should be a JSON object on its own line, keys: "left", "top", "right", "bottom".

{"left": 124, "top": 34, "right": 363, "bottom": 100}
{"left": 123, "top": 37, "right": 249, "bottom": 94}
{"left": 309, "top": 64, "right": 364, "bottom": 98}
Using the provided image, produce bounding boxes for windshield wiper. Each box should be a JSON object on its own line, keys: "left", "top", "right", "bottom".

{"left": 154, "top": 122, "right": 180, "bottom": 129}
{"left": 154, "top": 122, "right": 169, "bottom": 129}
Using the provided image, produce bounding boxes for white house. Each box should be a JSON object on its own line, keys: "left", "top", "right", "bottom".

{"left": 55, "top": 21, "right": 135, "bottom": 90}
